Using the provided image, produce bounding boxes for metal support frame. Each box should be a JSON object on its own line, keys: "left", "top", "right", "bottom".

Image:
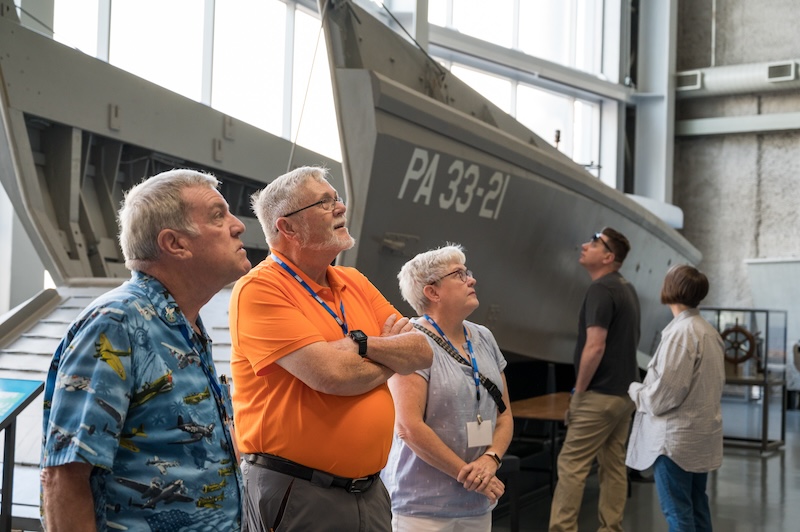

{"left": 632, "top": 0, "right": 678, "bottom": 204}
{"left": 676, "top": 112, "right": 800, "bottom": 137}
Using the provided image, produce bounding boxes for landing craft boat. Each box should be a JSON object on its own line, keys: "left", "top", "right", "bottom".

{"left": 0, "top": 1, "right": 697, "bottom": 375}
{"left": 317, "top": 0, "right": 701, "bottom": 367}
{"left": 0, "top": 5, "right": 699, "bottom": 515}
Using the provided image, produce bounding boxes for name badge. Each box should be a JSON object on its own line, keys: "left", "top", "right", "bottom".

{"left": 466, "top": 419, "right": 493, "bottom": 447}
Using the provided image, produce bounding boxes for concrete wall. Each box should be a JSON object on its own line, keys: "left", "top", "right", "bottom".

{"left": 673, "top": 0, "right": 800, "bottom": 307}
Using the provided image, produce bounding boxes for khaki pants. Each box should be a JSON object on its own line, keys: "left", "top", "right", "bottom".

{"left": 549, "top": 391, "right": 634, "bottom": 532}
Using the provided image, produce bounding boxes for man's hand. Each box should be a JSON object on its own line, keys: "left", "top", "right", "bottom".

{"left": 381, "top": 314, "right": 412, "bottom": 336}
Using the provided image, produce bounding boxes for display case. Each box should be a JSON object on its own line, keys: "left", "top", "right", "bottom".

{"left": 700, "top": 307, "right": 787, "bottom": 452}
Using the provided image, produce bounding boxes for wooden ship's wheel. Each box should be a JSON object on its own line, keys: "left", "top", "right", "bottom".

{"left": 721, "top": 320, "right": 756, "bottom": 365}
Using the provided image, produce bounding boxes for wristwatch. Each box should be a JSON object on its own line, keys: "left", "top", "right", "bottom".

{"left": 349, "top": 330, "right": 368, "bottom": 356}
{"left": 484, "top": 451, "right": 502, "bottom": 467}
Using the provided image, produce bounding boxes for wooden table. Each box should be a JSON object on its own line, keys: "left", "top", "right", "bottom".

{"left": 510, "top": 392, "right": 571, "bottom": 493}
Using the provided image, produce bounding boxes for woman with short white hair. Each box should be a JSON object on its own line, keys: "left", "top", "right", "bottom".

{"left": 382, "top": 244, "right": 514, "bottom": 532}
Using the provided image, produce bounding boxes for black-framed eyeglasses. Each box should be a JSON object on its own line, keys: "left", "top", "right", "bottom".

{"left": 431, "top": 268, "right": 473, "bottom": 284}
{"left": 282, "top": 195, "right": 345, "bottom": 218}
{"left": 592, "top": 232, "right": 614, "bottom": 254}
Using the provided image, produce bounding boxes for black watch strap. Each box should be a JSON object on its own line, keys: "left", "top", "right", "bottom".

{"left": 349, "top": 330, "right": 368, "bottom": 356}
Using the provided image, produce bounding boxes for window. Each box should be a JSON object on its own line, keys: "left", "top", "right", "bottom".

{"left": 428, "top": 0, "right": 606, "bottom": 179}
{"left": 109, "top": 0, "right": 205, "bottom": 102}
{"left": 450, "top": 64, "right": 512, "bottom": 114}
{"left": 291, "top": 7, "right": 340, "bottom": 161}
{"left": 517, "top": 1, "right": 572, "bottom": 67}
{"left": 45, "top": 0, "right": 610, "bottom": 171}
{"left": 428, "top": 0, "right": 448, "bottom": 27}
{"left": 516, "top": 84, "right": 571, "bottom": 151}
{"left": 54, "top": 0, "right": 98, "bottom": 56}
{"left": 212, "top": 0, "right": 286, "bottom": 137}
{"left": 516, "top": 83, "right": 599, "bottom": 174}
{"left": 452, "top": 0, "right": 514, "bottom": 48}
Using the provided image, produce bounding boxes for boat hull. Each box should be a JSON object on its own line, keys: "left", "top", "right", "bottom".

{"left": 321, "top": 1, "right": 700, "bottom": 365}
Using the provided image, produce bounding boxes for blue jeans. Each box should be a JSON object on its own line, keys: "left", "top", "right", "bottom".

{"left": 653, "top": 455, "right": 712, "bottom": 532}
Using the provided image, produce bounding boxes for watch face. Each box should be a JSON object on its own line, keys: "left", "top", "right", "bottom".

{"left": 350, "top": 330, "right": 367, "bottom": 355}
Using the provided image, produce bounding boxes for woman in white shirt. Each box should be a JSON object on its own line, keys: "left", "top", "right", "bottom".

{"left": 627, "top": 264, "right": 726, "bottom": 532}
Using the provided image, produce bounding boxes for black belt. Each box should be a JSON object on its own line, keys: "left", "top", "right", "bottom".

{"left": 243, "top": 453, "right": 378, "bottom": 494}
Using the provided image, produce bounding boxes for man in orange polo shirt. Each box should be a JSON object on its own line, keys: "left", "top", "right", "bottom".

{"left": 230, "top": 166, "right": 432, "bottom": 531}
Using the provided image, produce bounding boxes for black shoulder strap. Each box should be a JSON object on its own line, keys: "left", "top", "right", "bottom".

{"left": 413, "top": 323, "right": 506, "bottom": 413}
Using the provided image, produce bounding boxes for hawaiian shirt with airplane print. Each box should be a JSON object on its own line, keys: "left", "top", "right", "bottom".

{"left": 41, "top": 272, "right": 241, "bottom": 532}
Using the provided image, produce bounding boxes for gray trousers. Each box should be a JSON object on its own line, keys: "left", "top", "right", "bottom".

{"left": 241, "top": 460, "right": 392, "bottom": 532}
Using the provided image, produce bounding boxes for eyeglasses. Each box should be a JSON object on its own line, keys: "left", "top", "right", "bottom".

{"left": 282, "top": 195, "right": 344, "bottom": 217}
{"left": 431, "top": 268, "right": 473, "bottom": 284}
{"left": 591, "top": 232, "right": 614, "bottom": 254}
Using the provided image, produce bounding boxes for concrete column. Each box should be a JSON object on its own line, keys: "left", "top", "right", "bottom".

{"left": 633, "top": 0, "right": 678, "bottom": 203}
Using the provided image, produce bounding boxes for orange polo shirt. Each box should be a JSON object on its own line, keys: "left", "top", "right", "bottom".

{"left": 229, "top": 251, "right": 399, "bottom": 478}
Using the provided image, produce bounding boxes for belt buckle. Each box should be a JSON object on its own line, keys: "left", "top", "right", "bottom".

{"left": 347, "top": 476, "right": 372, "bottom": 493}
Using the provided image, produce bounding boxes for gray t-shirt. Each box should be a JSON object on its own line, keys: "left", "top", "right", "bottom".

{"left": 381, "top": 319, "right": 507, "bottom": 518}
{"left": 573, "top": 271, "right": 641, "bottom": 395}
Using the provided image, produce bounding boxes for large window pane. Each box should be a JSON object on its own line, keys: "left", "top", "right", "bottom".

{"left": 452, "top": 0, "right": 513, "bottom": 48}
{"left": 292, "top": 8, "right": 340, "bottom": 162}
{"left": 516, "top": 84, "right": 600, "bottom": 174}
{"left": 516, "top": 84, "right": 572, "bottom": 153}
{"left": 428, "top": 0, "right": 447, "bottom": 26}
{"left": 109, "top": 0, "right": 204, "bottom": 101}
{"left": 573, "top": 0, "right": 602, "bottom": 74}
{"left": 212, "top": 0, "right": 286, "bottom": 137}
{"left": 54, "top": 0, "right": 98, "bottom": 56}
{"left": 572, "top": 99, "right": 600, "bottom": 177}
{"left": 451, "top": 64, "right": 512, "bottom": 115}
{"left": 518, "top": 0, "right": 602, "bottom": 74}
{"left": 518, "top": 1, "right": 572, "bottom": 66}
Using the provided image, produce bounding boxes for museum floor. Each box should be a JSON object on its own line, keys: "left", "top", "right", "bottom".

{"left": 492, "top": 397, "right": 797, "bottom": 531}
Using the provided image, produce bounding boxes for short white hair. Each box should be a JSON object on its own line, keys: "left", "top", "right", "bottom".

{"left": 397, "top": 244, "right": 466, "bottom": 315}
{"left": 118, "top": 168, "right": 218, "bottom": 271}
{"left": 251, "top": 166, "right": 329, "bottom": 247}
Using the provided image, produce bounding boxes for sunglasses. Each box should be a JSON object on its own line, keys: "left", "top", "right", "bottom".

{"left": 592, "top": 232, "right": 614, "bottom": 254}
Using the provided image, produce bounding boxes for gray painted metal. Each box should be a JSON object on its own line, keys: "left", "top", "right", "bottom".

{"left": 676, "top": 112, "right": 800, "bottom": 137}
{"left": 0, "top": 11, "right": 343, "bottom": 286}
{"left": 0, "top": 0, "right": 697, "bottom": 368}
{"left": 319, "top": 0, "right": 700, "bottom": 365}
{"left": 676, "top": 61, "right": 800, "bottom": 99}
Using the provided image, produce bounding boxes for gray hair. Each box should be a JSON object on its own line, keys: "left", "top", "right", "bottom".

{"left": 118, "top": 168, "right": 219, "bottom": 271}
{"left": 251, "top": 166, "right": 330, "bottom": 247}
{"left": 398, "top": 244, "right": 466, "bottom": 315}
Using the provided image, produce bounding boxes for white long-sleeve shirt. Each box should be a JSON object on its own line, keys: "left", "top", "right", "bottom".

{"left": 626, "top": 308, "right": 726, "bottom": 472}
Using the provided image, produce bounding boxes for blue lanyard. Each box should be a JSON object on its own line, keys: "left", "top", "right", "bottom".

{"left": 175, "top": 320, "right": 229, "bottom": 420}
{"left": 423, "top": 314, "right": 481, "bottom": 402}
{"left": 271, "top": 254, "right": 349, "bottom": 336}
{"left": 174, "top": 318, "right": 242, "bottom": 494}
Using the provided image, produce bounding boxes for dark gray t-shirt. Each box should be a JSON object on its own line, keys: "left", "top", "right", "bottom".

{"left": 573, "top": 271, "right": 641, "bottom": 395}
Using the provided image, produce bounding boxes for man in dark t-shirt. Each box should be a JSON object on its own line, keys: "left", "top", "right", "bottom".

{"left": 550, "top": 227, "right": 640, "bottom": 532}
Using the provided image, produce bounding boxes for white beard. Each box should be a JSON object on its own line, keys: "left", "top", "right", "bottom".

{"left": 299, "top": 226, "right": 355, "bottom": 252}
